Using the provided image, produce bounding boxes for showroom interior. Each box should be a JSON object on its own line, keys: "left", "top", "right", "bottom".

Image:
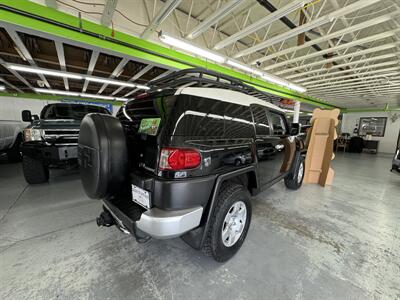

{"left": 0, "top": 0, "right": 399, "bottom": 299}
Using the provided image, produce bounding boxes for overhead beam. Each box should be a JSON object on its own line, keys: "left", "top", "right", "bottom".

{"left": 187, "top": 0, "right": 242, "bottom": 39}
{"left": 275, "top": 42, "right": 400, "bottom": 76}
{"left": 307, "top": 78, "right": 400, "bottom": 91}
{"left": 285, "top": 53, "right": 400, "bottom": 80}
{"left": 6, "top": 28, "right": 51, "bottom": 88}
{"left": 302, "top": 66, "right": 400, "bottom": 86}
{"left": 111, "top": 64, "right": 153, "bottom": 96}
{"left": 253, "top": 11, "right": 396, "bottom": 65}
{"left": 294, "top": 61, "right": 400, "bottom": 83}
{"left": 54, "top": 40, "right": 69, "bottom": 90}
{"left": 308, "top": 72, "right": 400, "bottom": 92}
{"left": 140, "top": 0, "right": 182, "bottom": 39}
{"left": 213, "top": 0, "right": 313, "bottom": 50}
{"left": 264, "top": 31, "right": 397, "bottom": 71}
{"left": 82, "top": 51, "right": 99, "bottom": 93}
{"left": 0, "top": 57, "right": 36, "bottom": 92}
{"left": 97, "top": 57, "right": 129, "bottom": 94}
{"left": 0, "top": 77, "right": 23, "bottom": 93}
{"left": 123, "top": 69, "right": 174, "bottom": 97}
{"left": 233, "top": 0, "right": 383, "bottom": 58}
{"left": 101, "top": 0, "right": 118, "bottom": 27}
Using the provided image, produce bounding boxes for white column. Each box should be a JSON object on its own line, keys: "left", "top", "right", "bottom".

{"left": 293, "top": 101, "right": 301, "bottom": 123}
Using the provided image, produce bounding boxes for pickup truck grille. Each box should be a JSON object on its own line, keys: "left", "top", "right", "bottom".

{"left": 42, "top": 129, "right": 79, "bottom": 145}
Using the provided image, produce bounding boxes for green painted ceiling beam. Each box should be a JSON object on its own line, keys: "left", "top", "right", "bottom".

{"left": 0, "top": 0, "right": 338, "bottom": 109}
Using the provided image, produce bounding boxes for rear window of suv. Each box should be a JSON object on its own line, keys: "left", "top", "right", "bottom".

{"left": 167, "top": 94, "right": 253, "bottom": 138}
{"left": 119, "top": 94, "right": 254, "bottom": 138}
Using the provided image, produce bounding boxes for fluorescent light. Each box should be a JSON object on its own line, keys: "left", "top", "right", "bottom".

{"left": 0, "top": 85, "right": 5, "bottom": 91}
{"left": 261, "top": 74, "right": 307, "bottom": 93}
{"left": 80, "top": 93, "right": 127, "bottom": 101}
{"left": 35, "top": 88, "right": 128, "bottom": 101}
{"left": 159, "top": 32, "right": 226, "bottom": 63}
{"left": 80, "top": 76, "right": 150, "bottom": 90}
{"left": 187, "top": 0, "right": 242, "bottom": 39}
{"left": 85, "top": 76, "right": 136, "bottom": 88}
{"left": 35, "top": 89, "right": 79, "bottom": 96}
{"left": 226, "top": 59, "right": 263, "bottom": 76}
{"left": 261, "top": 74, "right": 288, "bottom": 86}
{"left": 288, "top": 83, "right": 307, "bottom": 93}
{"left": 9, "top": 65, "right": 83, "bottom": 80}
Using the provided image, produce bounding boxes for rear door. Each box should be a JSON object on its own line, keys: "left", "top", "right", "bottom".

{"left": 250, "top": 104, "right": 275, "bottom": 186}
{"left": 266, "top": 109, "right": 290, "bottom": 180}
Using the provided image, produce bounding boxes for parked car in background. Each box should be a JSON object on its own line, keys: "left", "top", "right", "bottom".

{"left": 0, "top": 120, "right": 24, "bottom": 162}
{"left": 21, "top": 103, "right": 111, "bottom": 184}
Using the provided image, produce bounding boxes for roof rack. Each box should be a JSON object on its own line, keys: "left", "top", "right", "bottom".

{"left": 145, "top": 68, "right": 280, "bottom": 103}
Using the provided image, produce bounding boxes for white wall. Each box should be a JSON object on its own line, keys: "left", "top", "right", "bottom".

{"left": 341, "top": 111, "right": 400, "bottom": 154}
{"left": 0, "top": 96, "right": 121, "bottom": 121}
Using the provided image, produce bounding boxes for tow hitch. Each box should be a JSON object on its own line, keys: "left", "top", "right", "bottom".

{"left": 96, "top": 208, "right": 151, "bottom": 243}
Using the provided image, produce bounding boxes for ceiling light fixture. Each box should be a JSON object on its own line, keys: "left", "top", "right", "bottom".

{"left": 35, "top": 88, "right": 128, "bottom": 101}
{"left": 9, "top": 65, "right": 83, "bottom": 80}
{"left": 159, "top": 32, "right": 226, "bottom": 63}
{"left": 226, "top": 59, "right": 263, "bottom": 76}
{"left": 261, "top": 73, "right": 307, "bottom": 93}
{"left": 8, "top": 64, "right": 150, "bottom": 90}
{"left": 85, "top": 76, "right": 149, "bottom": 90}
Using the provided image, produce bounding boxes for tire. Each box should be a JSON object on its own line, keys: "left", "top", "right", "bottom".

{"left": 78, "top": 113, "right": 128, "bottom": 199}
{"left": 202, "top": 182, "right": 252, "bottom": 262}
{"left": 6, "top": 134, "right": 22, "bottom": 163}
{"left": 22, "top": 155, "right": 49, "bottom": 184}
{"left": 284, "top": 155, "right": 305, "bottom": 190}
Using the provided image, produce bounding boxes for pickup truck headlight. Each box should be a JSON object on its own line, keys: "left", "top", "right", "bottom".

{"left": 24, "top": 128, "right": 42, "bottom": 141}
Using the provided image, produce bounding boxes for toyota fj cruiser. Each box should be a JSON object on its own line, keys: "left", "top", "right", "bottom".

{"left": 21, "top": 103, "right": 110, "bottom": 184}
{"left": 78, "top": 69, "right": 306, "bottom": 262}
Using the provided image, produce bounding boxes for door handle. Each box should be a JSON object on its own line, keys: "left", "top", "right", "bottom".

{"left": 275, "top": 144, "right": 284, "bottom": 150}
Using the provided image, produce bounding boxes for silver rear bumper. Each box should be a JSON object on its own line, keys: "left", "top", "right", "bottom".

{"left": 136, "top": 206, "right": 203, "bottom": 239}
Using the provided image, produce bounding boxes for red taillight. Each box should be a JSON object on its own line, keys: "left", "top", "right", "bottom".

{"left": 159, "top": 148, "right": 201, "bottom": 170}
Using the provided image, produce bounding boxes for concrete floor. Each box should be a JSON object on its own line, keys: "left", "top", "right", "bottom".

{"left": 0, "top": 153, "right": 399, "bottom": 300}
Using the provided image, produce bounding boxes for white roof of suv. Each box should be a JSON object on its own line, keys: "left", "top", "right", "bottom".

{"left": 175, "top": 87, "right": 284, "bottom": 113}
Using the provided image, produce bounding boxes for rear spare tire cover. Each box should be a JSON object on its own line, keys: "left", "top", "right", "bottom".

{"left": 78, "top": 113, "right": 128, "bottom": 199}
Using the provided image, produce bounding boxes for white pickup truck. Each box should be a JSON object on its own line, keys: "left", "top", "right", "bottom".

{"left": 0, "top": 120, "right": 25, "bottom": 162}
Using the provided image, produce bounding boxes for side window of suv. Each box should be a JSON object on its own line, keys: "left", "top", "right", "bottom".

{"left": 268, "top": 111, "right": 287, "bottom": 135}
{"left": 251, "top": 105, "right": 270, "bottom": 136}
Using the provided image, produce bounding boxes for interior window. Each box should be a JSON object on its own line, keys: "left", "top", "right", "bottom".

{"left": 251, "top": 105, "right": 270, "bottom": 136}
{"left": 268, "top": 111, "right": 287, "bottom": 135}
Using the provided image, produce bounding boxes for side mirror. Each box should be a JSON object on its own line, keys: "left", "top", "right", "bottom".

{"left": 290, "top": 123, "right": 300, "bottom": 136}
{"left": 22, "top": 110, "right": 32, "bottom": 122}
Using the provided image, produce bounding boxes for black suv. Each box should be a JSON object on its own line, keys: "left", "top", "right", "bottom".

{"left": 21, "top": 103, "right": 110, "bottom": 184}
{"left": 78, "top": 69, "right": 306, "bottom": 262}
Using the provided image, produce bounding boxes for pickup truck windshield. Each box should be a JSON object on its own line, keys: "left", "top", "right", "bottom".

{"left": 41, "top": 104, "right": 110, "bottom": 120}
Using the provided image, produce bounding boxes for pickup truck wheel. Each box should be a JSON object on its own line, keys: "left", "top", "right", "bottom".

{"left": 284, "top": 156, "right": 305, "bottom": 190}
{"left": 6, "top": 135, "right": 22, "bottom": 163}
{"left": 202, "top": 183, "right": 251, "bottom": 262}
{"left": 22, "top": 155, "right": 49, "bottom": 184}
